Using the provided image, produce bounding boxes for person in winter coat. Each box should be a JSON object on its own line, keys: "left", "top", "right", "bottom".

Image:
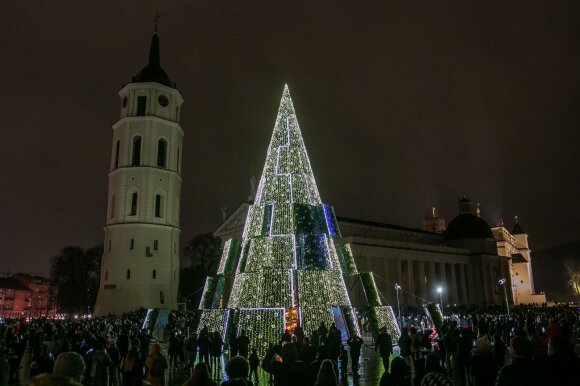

{"left": 121, "top": 340, "right": 143, "bottom": 386}
{"left": 248, "top": 348, "right": 260, "bottom": 384}
{"left": 87, "top": 343, "right": 114, "bottom": 386}
{"left": 145, "top": 343, "right": 168, "bottom": 386}
{"left": 379, "top": 356, "right": 411, "bottom": 386}
{"left": 495, "top": 336, "right": 545, "bottom": 386}
{"left": 222, "top": 356, "right": 254, "bottom": 386}
{"left": 469, "top": 336, "right": 496, "bottom": 386}
{"left": 314, "top": 359, "right": 338, "bottom": 386}
{"left": 397, "top": 328, "right": 412, "bottom": 364}
{"left": 182, "top": 362, "right": 217, "bottom": 386}
{"left": 376, "top": 327, "right": 394, "bottom": 372}
{"left": 237, "top": 330, "right": 250, "bottom": 359}
{"left": 545, "top": 335, "right": 580, "bottom": 386}
{"left": 347, "top": 334, "right": 364, "bottom": 376}
{"left": 262, "top": 343, "right": 306, "bottom": 386}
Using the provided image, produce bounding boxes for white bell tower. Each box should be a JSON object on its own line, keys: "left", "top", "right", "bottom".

{"left": 95, "top": 29, "right": 183, "bottom": 315}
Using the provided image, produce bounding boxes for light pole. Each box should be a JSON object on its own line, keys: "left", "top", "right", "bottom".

{"left": 498, "top": 278, "right": 510, "bottom": 317}
{"left": 395, "top": 283, "right": 402, "bottom": 325}
{"left": 437, "top": 286, "right": 444, "bottom": 312}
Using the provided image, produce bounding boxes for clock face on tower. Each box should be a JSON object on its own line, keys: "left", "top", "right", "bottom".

{"left": 158, "top": 95, "right": 169, "bottom": 107}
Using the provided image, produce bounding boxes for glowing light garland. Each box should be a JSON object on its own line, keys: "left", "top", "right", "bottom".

{"left": 197, "top": 308, "right": 230, "bottom": 341}
{"left": 236, "top": 308, "right": 285, "bottom": 356}
{"left": 217, "top": 239, "right": 240, "bottom": 275}
{"left": 371, "top": 306, "right": 401, "bottom": 340}
{"left": 198, "top": 85, "right": 381, "bottom": 349}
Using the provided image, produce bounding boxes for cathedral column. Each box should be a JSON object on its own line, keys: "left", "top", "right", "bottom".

{"left": 407, "top": 260, "right": 416, "bottom": 306}
{"left": 449, "top": 263, "right": 459, "bottom": 305}
{"left": 459, "top": 264, "right": 468, "bottom": 304}
{"left": 428, "top": 262, "right": 437, "bottom": 302}
{"left": 489, "top": 263, "right": 497, "bottom": 304}
{"left": 417, "top": 261, "right": 427, "bottom": 302}
{"left": 466, "top": 263, "right": 476, "bottom": 304}
{"left": 383, "top": 258, "right": 390, "bottom": 304}
{"left": 396, "top": 258, "right": 403, "bottom": 303}
{"left": 482, "top": 262, "right": 491, "bottom": 304}
{"left": 439, "top": 263, "right": 447, "bottom": 305}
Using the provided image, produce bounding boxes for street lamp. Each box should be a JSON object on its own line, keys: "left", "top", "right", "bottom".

{"left": 436, "top": 286, "right": 444, "bottom": 310}
{"left": 498, "top": 278, "right": 510, "bottom": 317}
{"left": 394, "top": 283, "right": 402, "bottom": 325}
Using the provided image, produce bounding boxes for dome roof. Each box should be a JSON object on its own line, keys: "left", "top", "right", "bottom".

{"left": 132, "top": 33, "right": 173, "bottom": 88}
{"left": 445, "top": 213, "right": 493, "bottom": 240}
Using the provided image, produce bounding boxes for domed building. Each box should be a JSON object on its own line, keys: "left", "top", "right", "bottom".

{"left": 216, "top": 194, "right": 546, "bottom": 308}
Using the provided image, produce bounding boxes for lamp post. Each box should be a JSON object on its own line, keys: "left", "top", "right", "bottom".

{"left": 395, "top": 283, "right": 402, "bottom": 325}
{"left": 437, "top": 286, "right": 444, "bottom": 312}
{"left": 498, "top": 278, "right": 510, "bottom": 317}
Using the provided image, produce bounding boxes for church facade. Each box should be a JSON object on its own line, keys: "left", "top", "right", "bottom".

{"left": 215, "top": 197, "right": 546, "bottom": 310}
{"left": 94, "top": 31, "right": 183, "bottom": 315}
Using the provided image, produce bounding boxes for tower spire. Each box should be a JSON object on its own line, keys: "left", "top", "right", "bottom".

{"left": 148, "top": 31, "right": 161, "bottom": 67}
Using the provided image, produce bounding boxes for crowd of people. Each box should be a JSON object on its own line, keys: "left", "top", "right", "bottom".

{"left": 0, "top": 304, "right": 578, "bottom": 386}
{"left": 382, "top": 305, "right": 580, "bottom": 386}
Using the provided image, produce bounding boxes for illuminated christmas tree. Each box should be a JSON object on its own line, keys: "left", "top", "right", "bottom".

{"left": 198, "top": 85, "right": 398, "bottom": 353}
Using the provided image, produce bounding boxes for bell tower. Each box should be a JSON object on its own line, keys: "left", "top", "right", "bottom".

{"left": 95, "top": 29, "right": 184, "bottom": 315}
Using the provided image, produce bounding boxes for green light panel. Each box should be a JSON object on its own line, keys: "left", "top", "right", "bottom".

{"left": 197, "top": 308, "right": 229, "bottom": 341}
{"left": 371, "top": 306, "right": 400, "bottom": 340}
{"left": 237, "top": 308, "right": 285, "bottom": 356}
{"left": 228, "top": 270, "right": 293, "bottom": 308}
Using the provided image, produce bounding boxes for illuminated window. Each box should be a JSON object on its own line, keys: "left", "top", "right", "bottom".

{"left": 110, "top": 195, "right": 115, "bottom": 218}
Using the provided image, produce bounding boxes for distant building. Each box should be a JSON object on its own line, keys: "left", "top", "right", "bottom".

{"left": 94, "top": 29, "right": 183, "bottom": 316}
{"left": 215, "top": 196, "right": 545, "bottom": 308}
{"left": 492, "top": 218, "right": 546, "bottom": 305}
{"left": 0, "top": 275, "right": 57, "bottom": 318}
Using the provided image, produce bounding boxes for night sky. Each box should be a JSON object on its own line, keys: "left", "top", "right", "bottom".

{"left": 2, "top": 1, "right": 580, "bottom": 277}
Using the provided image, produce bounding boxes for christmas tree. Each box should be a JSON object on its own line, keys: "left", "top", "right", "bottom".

{"left": 198, "top": 85, "right": 398, "bottom": 354}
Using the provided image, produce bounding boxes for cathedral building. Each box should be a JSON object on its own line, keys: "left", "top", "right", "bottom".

{"left": 215, "top": 196, "right": 546, "bottom": 309}
{"left": 94, "top": 30, "right": 183, "bottom": 315}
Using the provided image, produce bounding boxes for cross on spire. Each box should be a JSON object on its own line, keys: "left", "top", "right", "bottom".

{"left": 153, "top": 11, "right": 160, "bottom": 33}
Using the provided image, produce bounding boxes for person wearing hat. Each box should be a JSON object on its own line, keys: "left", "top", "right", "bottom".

{"left": 53, "top": 351, "right": 86, "bottom": 383}
{"left": 469, "top": 336, "right": 496, "bottom": 386}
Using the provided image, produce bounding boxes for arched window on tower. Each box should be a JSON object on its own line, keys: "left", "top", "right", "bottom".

{"left": 177, "top": 147, "right": 180, "bottom": 173}
{"left": 137, "top": 96, "right": 147, "bottom": 116}
{"left": 155, "top": 194, "right": 164, "bottom": 218}
{"left": 114, "top": 140, "right": 120, "bottom": 169}
{"left": 132, "top": 136, "right": 141, "bottom": 166}
{"left": 157, "top": 139, "right": 167, "bottom": 168}
{"left": 130, "top": 192, "right": 138, "bottom": 216}
{"left": 110, "top": 194, "right": 115, "bottom": 219}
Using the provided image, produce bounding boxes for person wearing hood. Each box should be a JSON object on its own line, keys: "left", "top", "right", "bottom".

{"left": 221, "top": 356, "right": 253, "bottom": 386}
{"left": 262, "top": 343, "right": 306, "bottom": 386}
{"left": 469, "top": 336, "right": 496, "bottom": 386}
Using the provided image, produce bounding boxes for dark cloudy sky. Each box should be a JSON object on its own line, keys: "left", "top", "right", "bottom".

{"left": 2, "top": 1, "right": 579, "bottom": 276}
